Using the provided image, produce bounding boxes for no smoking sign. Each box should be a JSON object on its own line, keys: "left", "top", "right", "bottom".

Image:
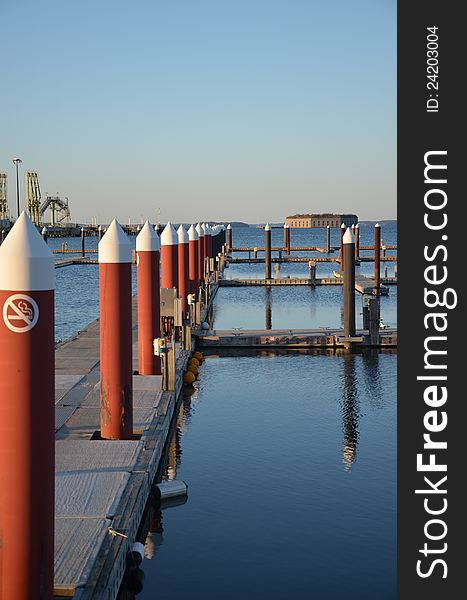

{"left": 2, "top": 294, "right": 39, "bottom": 333}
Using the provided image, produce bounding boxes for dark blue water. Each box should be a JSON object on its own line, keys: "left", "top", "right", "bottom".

{"left": 137, "top": 351, "right": 396, "bottom": 599}
{"left": 53, "top": 224, "right": 397, "bottom": 599}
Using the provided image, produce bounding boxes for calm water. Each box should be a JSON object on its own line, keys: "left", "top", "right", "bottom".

{"left": 53, "top": 224, "right": 397, "bottom": 599}
{"left": 136, "top": 351, "right": 396, "bottom": 599}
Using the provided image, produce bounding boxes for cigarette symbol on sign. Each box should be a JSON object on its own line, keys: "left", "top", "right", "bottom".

{"left": 2, "top": 294, "right": 40, "bottom": 333}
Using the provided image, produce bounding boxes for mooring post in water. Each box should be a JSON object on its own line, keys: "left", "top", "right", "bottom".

{"left": 308, "top": 260, "right": 316, "bottom": 285}
{"left": 227, "top": 223, "right": 232, "bottom": 251}
{"left": 343, "top": 227, "right": 356, "bottom": 340}
{"left": 326, "top": 224, "right": 331, "bottom": 253}
{"left": 177, "top": 224, "right": 189, "bottom": 315}
{"left": 81, "top": 226, "right": 85, "bottom": 257}
{"left": 374, "top": 223, "right": 381, "bottom": 295}
{"left": 287, "top": 223, "right": 291, "bottom": 254}
{"left": 1, "top": 229, "right": 5, "bottom": 244}
{"left": 136, "top": 221, "right": 161, "bottom": 376}
{"left": 0, "top": 212, "right": 55, "bottom": 600}
{"left": 41, "top": 225, "right": 48, "bottom": 243}
{"left": 363, "top": 295, "right": 380, "bottom": 345}
{"left": 98, "top": 224, "right": 103, "bottom": 241}
{"left": 161, "top": 221, "right": 178, "bottom": 290}
{"left": 99, "top": 219, "right": 133, "bottom": 439}
{"left": 283, "top": 222, "right": 287, "bottom": 250}
{"left": 355, "top": 223, "right": 360, "bottom": 260}
{"left": 265, "top": 222, "right": 272, "bottom": 279}
{"left": 339, "top": 222, "right": 345, "bottom": 272}
{"left": 196, "top": 223, "right": 204, "bottom": 284}
{"left": 188, "top": 224, "right": 199, "bottom": 294}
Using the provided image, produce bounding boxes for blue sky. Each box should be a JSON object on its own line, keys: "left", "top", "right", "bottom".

{"left": 1, "top": 0, "right": 396, "bottom": 224}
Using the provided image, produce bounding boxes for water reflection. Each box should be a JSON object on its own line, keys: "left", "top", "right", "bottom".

{"left": 265, "top": 287, "right": 272, "bottom": 330}
{"left": 340, "top": 353, "right": 360, "bottom": 471}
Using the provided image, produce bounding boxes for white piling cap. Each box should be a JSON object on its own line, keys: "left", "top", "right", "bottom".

{"left": 98, "top": 224, "right": 102, "bottom": 230}
{"left": 99, "top": 219, "right": 132, "bottom": 263}
{"left": 136, "top": 220, "right": 160, "bottom": 252}
{"left": 341, "top": 223, "right": 346, "bottom": 228}
{"left": 161, "top": 221, "right": 178, "bottom": 245}
{"left": 227, "top": 223, "right": 232, "bottom": 230}
{"left": 356, "top": 223, "right": 359, "bottom": 228}
{"left": 177, "top": 224, "right": 189, "bottom": 243}
{"left": 196, "top": 223, "right": 204, "bottom": 237}
{"left": 284, "top": 223, "right": 289, "bottom": 228}
{"left": 326, "top": 224, "right": 330, "bottom": 229}
{"left": 204, "top": 223, "right": 212, "bottom": 236}
{"left": 265, "top": 223, "right": 271, "bottom": 231}
{"left": 375, "top": 222, "right": 380, "bottom": 228}
{"left": 343, "top": 227, "right": 355, "bottom": 244}
{"left": 41, "top": 226, "right": 48, "bottom": 234}
{"left": 0, "top": 211, "right": 54, "bottom": 290}
{"left": 188, "top": 224, "right": 198, "bottom": 241}
{"left": 81, "top": 226, "right": 84, "bottom": 232}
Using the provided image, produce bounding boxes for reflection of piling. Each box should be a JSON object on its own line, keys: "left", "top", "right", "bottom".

{"left": 341, "top": 353, "right": 360, "bottom": 471}
{"left": 355, "top": 223, "right": 360, "bottom": 259}
{"left": 136, "top": 222, "right": 161, "bottom": 375}
{"left": 265, "top": 287, "right": 272, "bottom": 330}
{"left": 265, "top": 223, "right": 271, "bottom": 279}
{"left": 99, "top": 219, "right": 133, "bottom": 439}
{"left": 326, "top": 224, "right": 330, "bottom": 253}
{"left": 343, "top": 228, "right": 356, "bottom": 339}
{"left": 339, "top": 223, "right": 345, "bottom": 272}
{"left": 374, "top": 223, "right": 381, "bottom": 295}
{"left": 0, "top": 212, "right": 55, "bottom": 599}
{"left": 81, "top": 226, "right": 85, "bottom": 257}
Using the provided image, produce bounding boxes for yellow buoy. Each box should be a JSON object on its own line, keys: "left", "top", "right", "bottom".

{"left": 187, "top": 364, "right": 199, "bottom": 376}
{"left": 193, "top": 351, "right": 203, "bottom": 362}
{"left": 189, "top": 357, "right": 200, "bottom": 367}
{"left": 183, "top": 371, "right": 196, "bottom": 385}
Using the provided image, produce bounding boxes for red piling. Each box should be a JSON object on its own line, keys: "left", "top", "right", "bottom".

{"left": 188, "top": 224, "right": 199, "bottom": 294}
{"left": 98, "top": 219, "right": 133, "bottom": 439}
{"left": 81, "top": 226, "right": 85, "bottom": 257}
{"left": 374, "top": 223, "right": 381, "bottom": 295}
{"left": 177, "top": 224, "right": 189, "bottom": 314}
{"left": 196, "top": 223, "right": 204, "bottom": 283}
{"left": 136, "top": 221, "right": 161, "bottom": 375}
{"left": 160, "top": 221, "right": 178, "bottom": 289}
{"left": 227, "top": 223, "right": 232, "bottom": 250}
{"left": 339, "top": 223, "right": 345, "bottom": 272}
{"left": 0, "top": 212, "right": 55, "bottom": 599}
{"left": 355, "top": 223, "right": 360, "bottom": 259}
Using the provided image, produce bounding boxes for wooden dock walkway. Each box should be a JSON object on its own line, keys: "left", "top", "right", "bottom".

{"left": 218, "top": 276, "right": 394, "bottom": 293}
{"left": 52, "top": 286, "right": 217, "bottom": 599}
{"left": 195, "top": 327, "right": 397, "bottom": 349}
{"left": 228, "top": 256, "right": 397, "bottom": 263}
{"left": 55, "top": 257, "right": 98, "bottom": 268}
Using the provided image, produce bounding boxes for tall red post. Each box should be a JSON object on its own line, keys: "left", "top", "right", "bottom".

{"left": 355, "top": 223, "right": 360, "bottom": 259}
{"left": 339, "top": 222, "right": 345, "bottom": 272}
{"left": 177, "top": 224, "right": 189, "bottom": 314}
{"left": 136, "top": 221, "right": 161, "bottom": 375}
{"left": 81, "top": 226, "right": 85, "bottom": 257}
{"left": 202, "top": 223, "right": 209, "bottom": 263}
{"left": 374, "top": 223, "right": 381, "bottom": 295}
{"left": 227, "top": 223, "right": 232, "bottom": 251}
{"left": 99, "top": 219, "right": 133, "bottom": 439}
{"left": 0, "top": 212, "right": 55, "bottom": 600}
{"left": 196, "top": 223, "right": 204, "bottom": 283}
{"left": 205, "top": 223, "right": 213, "bottom": 260}
{"left": 160, "top": 221, "right": 178, "bottom": 289}
{"left": 188, "top": 224, "right": 198, "bottom": 294}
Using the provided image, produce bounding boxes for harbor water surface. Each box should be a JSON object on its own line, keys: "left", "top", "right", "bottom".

{"left": 54, "top": 223, "right": 397, "bottom": 599}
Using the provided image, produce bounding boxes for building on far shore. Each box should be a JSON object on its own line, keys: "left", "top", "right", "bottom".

{"left": 285, "top": 213, "right": 358, "bottom": 228}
